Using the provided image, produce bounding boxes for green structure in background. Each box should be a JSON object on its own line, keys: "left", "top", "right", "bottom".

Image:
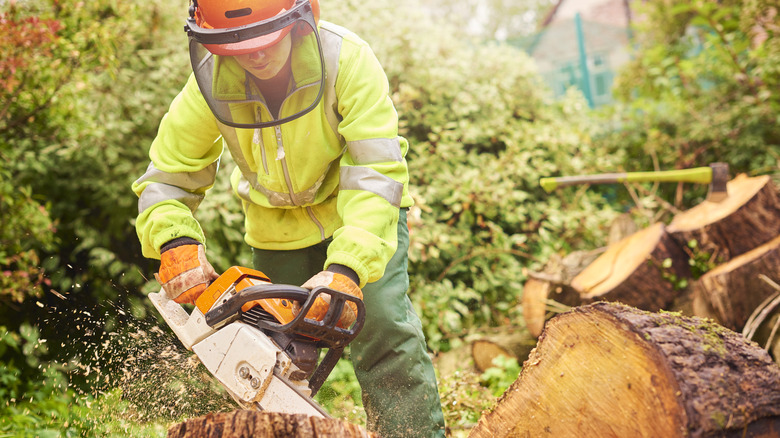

{"left": 511, "top": 2, "right": 634, "bottom": 108}
{"left": 575, "top": 13, "right": 594, "bottom": 107}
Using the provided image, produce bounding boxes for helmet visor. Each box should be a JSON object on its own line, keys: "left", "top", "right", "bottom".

{"left": 187, "top": 1, "right": 324, "bottom": 129}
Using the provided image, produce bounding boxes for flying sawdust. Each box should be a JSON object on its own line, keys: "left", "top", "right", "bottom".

{"left": 45, "top": 300, "right": 236, "bottom": 423}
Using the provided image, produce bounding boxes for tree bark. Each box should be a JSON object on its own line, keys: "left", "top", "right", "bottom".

{"left": 469, "top": 302, "right": 780, "bottom": 438}
{"left": 694, "top": 234, "right": 780, "bottom": 330}
{"left": 571, "top": 222, "right": 690, "bottom": 311}
{"left": 167, "top": 410, "right": 376, "bottom": 438}
{"left": 667, "top": 174, "right": 780, "bottom": 262}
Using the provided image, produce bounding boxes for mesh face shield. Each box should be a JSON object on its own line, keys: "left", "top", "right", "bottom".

{"left": 185, "top": 0, "right": 324, "bottom": 129}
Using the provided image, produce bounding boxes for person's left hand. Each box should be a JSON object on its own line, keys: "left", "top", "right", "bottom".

{"left": 156, "top": 241, "right": 219, "bottom": 305}
{"left": 300, "top": 271, "right": 363, "bottom": 328}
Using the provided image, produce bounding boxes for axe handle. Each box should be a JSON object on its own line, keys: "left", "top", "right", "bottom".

{"left": 540, "top": 167, "right": 713, "bottom": 193}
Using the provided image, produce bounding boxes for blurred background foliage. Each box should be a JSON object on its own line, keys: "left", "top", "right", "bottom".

{"left": 0, "top": 0, "right": 777, "bottom": 435}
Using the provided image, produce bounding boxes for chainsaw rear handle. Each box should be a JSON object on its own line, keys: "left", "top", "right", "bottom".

{"left": 204, "top": 284, "right": 366, "bottom": 349}
{"left": 540, "top": 166, "right": 714, "bottom": 193}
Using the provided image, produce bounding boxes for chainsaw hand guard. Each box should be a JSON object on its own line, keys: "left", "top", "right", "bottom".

{"left": 204, "top": 284, "right": 365, "bottom": 349}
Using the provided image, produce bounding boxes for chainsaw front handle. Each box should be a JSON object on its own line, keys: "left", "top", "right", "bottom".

{"left": 204, "top": 284, "right": 310, "bottom": 327}
{"left": 204, "top": 284, "right": 366, "bottom": 349}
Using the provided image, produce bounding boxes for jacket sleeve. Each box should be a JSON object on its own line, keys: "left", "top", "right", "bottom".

{"left": 132, "top": 74, "right": 223, "bottom": 259}
{"left": 326, "top": 38, "right": 413, "bottom": 286}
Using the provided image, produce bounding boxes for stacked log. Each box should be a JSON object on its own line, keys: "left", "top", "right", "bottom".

{"left": 694, "top": 234, "right": 780, "bottom": 330}
{"left": 523, "top": 173, "right": 780, "bottom": 338}
{"left": 470, "top": 330, "right": 537, "bottom": 373}
{"left": 667, "top": 174, "right": 780, "bottom": 262}
{"left": 570, "top": 222, "right": 690, "bottom": 311}
{"left": 470, "top": 302, "right": 780, "bottom": 438}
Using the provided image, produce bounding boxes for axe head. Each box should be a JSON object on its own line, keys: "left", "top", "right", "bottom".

{"left": 706, "top": 162, "right": 729, "bottom": 202}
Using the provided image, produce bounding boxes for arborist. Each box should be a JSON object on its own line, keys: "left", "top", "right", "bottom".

{"left": 131, "top": 0, "right": 446, "bottom": 436}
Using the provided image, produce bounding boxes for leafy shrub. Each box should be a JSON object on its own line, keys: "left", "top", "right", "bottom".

{"left": 0, "top": 168, "right": 56, "bottom": 302}
{"left": 479, "top": 355, "right": 522, "bottom": 397}
{"left": 599, "top": 0, "right": 780, "bottom": 209}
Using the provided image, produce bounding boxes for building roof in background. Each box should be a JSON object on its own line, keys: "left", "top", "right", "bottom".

{"left": 541, "top": 0, "right": 633, "bottom": 28}
{"left": 530, "top": 19, "right": 630, "bottom": 59}
{"left": 513, "top": 0, "right": 634, "bottom": 55}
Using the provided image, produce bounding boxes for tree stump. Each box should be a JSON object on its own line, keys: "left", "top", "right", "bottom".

{"left": 469, "top": 302, "right": 780, "bottom": 438}
{"left": 667, "top": 174, "right": 780, "bottom": 262}
{"left": 167, "top": 410, "right": 376, "bottom": 437}
{"left": 694, "top": 234, "right": 780, "bottom": 330}
{"left": 571, "top": 223, "right": 690, "bottom": 311}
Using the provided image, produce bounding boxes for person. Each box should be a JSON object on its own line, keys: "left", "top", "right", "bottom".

{"left": 131, "top": 0, "right": 446, "bottom": 436}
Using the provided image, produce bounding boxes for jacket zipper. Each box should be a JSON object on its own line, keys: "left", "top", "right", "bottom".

{"left": 271, "top": 83, "right": 327, "bottom": 241}
{"left": 254, "top": 107, "right": 269, "bottom": 174}
{"left": 275, "top": 124, "right": 326, "bottom": 240}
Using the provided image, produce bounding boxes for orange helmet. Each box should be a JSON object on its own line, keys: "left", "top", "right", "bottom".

{"left": 187, "top": 0, "right": 320, "bottom": 56}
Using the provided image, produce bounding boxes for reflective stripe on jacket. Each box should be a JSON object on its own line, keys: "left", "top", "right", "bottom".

{"left": 132, "top": 21, "right": 413, "bottom": 286}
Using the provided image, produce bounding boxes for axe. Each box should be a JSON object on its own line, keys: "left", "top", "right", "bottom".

{"left": 539, "top": 162, "right": 729, "bottom": 202}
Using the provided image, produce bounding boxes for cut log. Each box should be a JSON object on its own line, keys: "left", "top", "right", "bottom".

{"left": 571, "top": 223, "right": 690, "bottom": 311}
{"left": 694, "top": 234, "right": 780, "bottom": 330}
{"left": 522, "top": 249, "right": 602, "bottom": 337}
{"left": 469, "top": 302, "right": 780, "bottom": 438}
{"left": 521, "top": 277, "right": 580, "bottom": 338}
{"left": 167, "top": 410, "right": 376, "bottom": 437}
{"left": 667, "top": 174, "right": 780, "bottom": 262}
{"left": 471, "top": 329, "right": 537, "bottom": 373}
{"left": 437, "top": 328, "right": 537, "bottom": 375}
{"left": 521, "top": 277, "right": 552, "bottom": 338}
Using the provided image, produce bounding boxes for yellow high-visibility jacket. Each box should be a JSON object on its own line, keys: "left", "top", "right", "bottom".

{"left": 132, "top": 21, "right": 413, "bottom": 287}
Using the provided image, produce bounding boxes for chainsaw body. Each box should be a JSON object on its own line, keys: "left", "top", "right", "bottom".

{"left": 149, "top": 266, "right": 365, "bottom": 417}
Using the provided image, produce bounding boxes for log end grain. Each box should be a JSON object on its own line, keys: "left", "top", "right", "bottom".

{"left": 572, "top": 223, "right": 667, "bottom": 297}
{"left": 571, "top": 223, "right": 689, "bottom": 311}
{"left": 667, "top": 174, "right": 770, "bottom": 232}
{"left": 521, "top": 278, "right": 551, "bottom": 338}
{"left": 469, "top": 302, "right": 780, "bottom": 438}
{"left": 668, "top": 174, "right": 780, "bottom": 260}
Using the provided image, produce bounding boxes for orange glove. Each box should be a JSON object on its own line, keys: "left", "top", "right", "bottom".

{"left": 300, "top": 270, "right": 363, "bottom": 328}
{"left": 155, "top": 239, "right": 219, "bottom": 305}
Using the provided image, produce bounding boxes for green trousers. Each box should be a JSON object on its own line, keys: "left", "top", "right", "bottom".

{"left": 252, "top": 209, "right": 446, "bottom": 437}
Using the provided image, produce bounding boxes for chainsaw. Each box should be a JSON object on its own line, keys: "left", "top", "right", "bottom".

{"left": 148, "top": 266, "right": 365, "bottom": 418}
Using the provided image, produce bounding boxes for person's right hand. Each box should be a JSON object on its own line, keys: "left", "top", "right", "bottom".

{"left": 155, "top": 238, "right": 219, "bottom": 305}
{"left": 300, "top": 270, "right": 363, "bottom": 328}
